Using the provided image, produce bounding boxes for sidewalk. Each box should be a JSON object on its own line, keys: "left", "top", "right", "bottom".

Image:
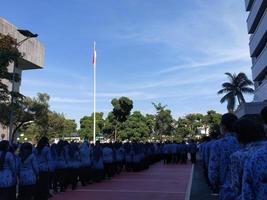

{"left": 189, "top": 161, "right": 219, "bottom": 200}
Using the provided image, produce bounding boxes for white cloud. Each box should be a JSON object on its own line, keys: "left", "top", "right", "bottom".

{"left": 51, "top": 97, "right": 91, "bottom": 103}
{"left": 157, "top": 51, "right": 250, "bottom": 74}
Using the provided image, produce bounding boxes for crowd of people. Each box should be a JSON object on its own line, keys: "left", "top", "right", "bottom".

{"left": 0, "top": 137, "right": 197, "bottom": 200}
{"left": 3, "top": 106, "right": 266, "bottom": 200}
{"left": 199, "top": 106, "right": 267, "bottom": 200}
{"left": 162, "top": 140, "right": 197, "bottom": 164}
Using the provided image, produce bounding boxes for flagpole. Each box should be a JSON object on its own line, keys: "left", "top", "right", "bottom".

{"left": 93, "top": 41, "right": 96, "bottom": 144}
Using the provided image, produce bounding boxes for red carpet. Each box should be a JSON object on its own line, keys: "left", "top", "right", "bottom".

{"left": 51, "top": 162, "right": 192, "bottom": 200}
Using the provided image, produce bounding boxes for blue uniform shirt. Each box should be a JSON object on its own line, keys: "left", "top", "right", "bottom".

{"left": 242, "top": 145, "right": 267, "bottom": 200}
{"left": 79, "top": 142, "right": 91, "bottom": 167}
{"left": 35, "top": 146, "right": 52, "bottom": 172}
{"left": 0, "top": 151, "right": 16, "bottom": 188}
{"left": 221, "top": 141, "right": 267, "bottom": 200}
{"left": 204, "top": 140, "right": 216, "bottom": 168}
{"left": 18, "top": 154, "right": 39, "bottom": 186}
{"left": 208, "top": 133, "right": 240, "bottom": 187}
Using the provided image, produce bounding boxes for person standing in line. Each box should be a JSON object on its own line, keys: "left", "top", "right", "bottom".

{"left": 79, "top": 140, "right": 92, "bottom": 186}
{"left": 203, "top": 128, "right": 220, "bottom": 187}
{"left": 180, "top": 141, "right": 188, "bottom": 164}
{"left": 54, "top": 140, "right": 67, "bottom": 192}
{"left": 18, "top": 142, "right": 39, "bottom": 200}
{"left": 208, "top": 113, "right": 240, "bottom": 195}
{"left": 125, "top": 143, "right": 133, "bottom": 171}
{"left": 34, "top": 137, "right": 51, "bottom": 200}
{"left": 49, "top": 143, "right": 57, "bottom": 195}
{"left": 261, "top": 106, "right": 267, "bottom": 135}
{"left": 189, "top": 140, "right": 197, "bottom": 164}
{"left": 115, "top": 143, "right": 125, "bottom": 174}
{"left": 66, "top": 142, "right": 80, "bottom": 190}
{"left": 241, "top": 140, "right": 267, "bottom": 200}
{"left": 221, "top": 118, "right": 266, "bottom": 200}
{"left": 0, "top": 140, "right": 16, "bottom": 200}
{"left": 103, "top": 143, "right": 114, "bottom": 179}
{"left": 132, "top": 143, "right": 141, "bottom": 171}
{"left": 9, "top": 144, "right": 19, "bottom": 200}
{"left": 171, "top": 142, "right": 178, "bottom": 164}
{"left": 92, "top": 141, "right": 104, "bottom": 182}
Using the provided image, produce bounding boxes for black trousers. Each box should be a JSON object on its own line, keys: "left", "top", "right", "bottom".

{"left": 18, "top": 184, "right": 35, "bottom": 200}
{"left": 67, "top": 168, "right": 79, "bottom": 190}
{"left": 0, "top": 187, "right": 12, "bottom": 200}
{"left": 104, "top": 163, "right": 113, "bottom": 178}
{"left": 190, "top": 153, "right": 196, "bottom": 164}
{"left": 125, "top": 162, "right": 132, "bottom": 171}
{"left": 92, "top": 168, "right": 104, "bottom": 182}
{"left": 54, "top": 168, "right": 68, "bottom": 192}
{"left": 10, "top": 185, "right": 16, "bottom": 200}
{"left": 35, "top": 171, "right": 49, "bottom": 200}
{"left": 79, "top": 166, "right": 92, "bottom": 185}
{"left": 116, "top": 161, "right": 123, "bottom": 174}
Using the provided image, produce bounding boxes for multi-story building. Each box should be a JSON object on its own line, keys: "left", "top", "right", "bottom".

{"left": 236, "top": 0, "right": 267, "bottom": 117}
{"left": 0, "top": 17, "right": 45, "bottom": 140}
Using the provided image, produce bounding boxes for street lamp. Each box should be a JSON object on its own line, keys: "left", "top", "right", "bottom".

{"left": 8, "top": 29, "right": 38, "bottom": 143}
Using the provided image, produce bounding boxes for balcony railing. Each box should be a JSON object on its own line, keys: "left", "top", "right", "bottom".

{"left": 247, "top": 0, "right": 266, "bottom": 34}
{"left": 245, "top": 0, "right": 255, "bottom": 11}
{"left": 249, "top": 9, "right": 267, "bottom": 57}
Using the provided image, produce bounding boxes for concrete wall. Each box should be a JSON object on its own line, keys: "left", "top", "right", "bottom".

{"left": 0, "top": 18, "right": 45, "bottom": 140}
{"left": 235, "top": 101, "right": 267, "bottom": 118}
{"left": 0, "top": 17, "right": 45, "bottom": 69}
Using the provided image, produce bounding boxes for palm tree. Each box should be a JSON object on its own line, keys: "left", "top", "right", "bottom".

{"left": 218, "top": 72, "right": 254, "bottom": 112}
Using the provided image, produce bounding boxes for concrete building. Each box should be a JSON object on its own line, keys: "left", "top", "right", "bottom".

{"left": 0, "top": 17, "right": 45, "bottom": 140}
{"left": 236, "top": 0, "right": 267, "bottom": 117}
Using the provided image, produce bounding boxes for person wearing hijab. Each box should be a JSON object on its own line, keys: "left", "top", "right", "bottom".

{"left": 34, "top": 137, "right": 51, "bottom": 200}
{"left": 18, "top": 142, "right": 39, "bottom": 200}
{"left": 79, "top": 140, "right": 92, "bottom": 186}
{"left": 92, "top": 141, "right": 104, "bottom": 182}
{"left": 9, "top": 143, "right": 19, "bottom": 200}
{"left": 102, "top": 143, "right": 114, "bottom": 179}
{"left": 66, "top": 142, "right": 80, "bottom": 190}
{"left": 0, "top": 140, "right": 16, "bottom": 200}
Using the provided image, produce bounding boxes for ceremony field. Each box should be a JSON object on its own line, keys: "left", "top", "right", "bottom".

{"left": 51, "top": 162, "right": 192, "bottom": 200}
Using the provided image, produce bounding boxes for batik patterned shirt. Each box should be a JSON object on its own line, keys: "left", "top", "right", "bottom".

{"left": 208, "top": 133, "right": 240, "bottom": 187}
{"left": 242, "top": 145, "right": 267, "bottom": 200}
{"left": 0, "top": 151, "right": 16, "bottom": 188}
{"left": 18, "top": 153, "right": 39, "bottom": 186}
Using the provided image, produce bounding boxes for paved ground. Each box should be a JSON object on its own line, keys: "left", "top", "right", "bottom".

{"left": 51, "top": 162, "right": 192, "bottom": 200}
{"left": 190, "top": 161, "right": 219, "bottom": 200}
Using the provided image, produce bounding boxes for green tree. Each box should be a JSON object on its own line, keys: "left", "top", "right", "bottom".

{"left": 79, "top": 112, "right": 104, "bottom": 140}
{"left": 176, "top": 117, "right": 194, "bottom": 139}
{"left": 152, "top": 103, "right": 175, "bottom": 139}
{"left": 111, "top": 97, "right": 133, "bottom": 140}
{"left": 18, "top": 123, "right": 40, "bottom": 143}
{"left": 47, "top": 112, "right": 65, "bottom": 139}
{"left": 64, "top": 119, "right": 77, "bottom": 136}
{"left": 30, "top": 93, "right": 50, "bottom": 137}
{"left": 103, "top": 112, "right": 117, "bottom": 139}
{"left": 17, "top": 93, "right": 77, "bottom": 142}
{"left": 218, "top": 72, "right": 254, "bottom": 112}
{"left": 119, "top": 111, "right": 149, "bottom": 141}
{"left": 0, "top": 95, "right": 45, "bottom": 142}
{"left": 0, "top": 33, "right": 22, "bottom": 103}
{"left": 202, "top": 110, "right": 221, "bottom": 134}
{"left": 145, "top": 114, "right": 156, "bottom": 137}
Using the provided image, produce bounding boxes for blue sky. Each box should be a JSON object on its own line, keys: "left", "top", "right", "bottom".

{"left": 2, "top": 0, "right": 252, "bottom": 123}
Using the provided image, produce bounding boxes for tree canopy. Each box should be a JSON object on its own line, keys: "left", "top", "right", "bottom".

{"left": 218, "top": 72, "right": 254, "bottom": 112}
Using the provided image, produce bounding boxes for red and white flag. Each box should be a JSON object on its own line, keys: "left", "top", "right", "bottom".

{"left": 92, "top": 42, "right": 97, "bottom": 66}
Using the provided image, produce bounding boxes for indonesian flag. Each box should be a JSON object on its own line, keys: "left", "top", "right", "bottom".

{"left": 92, "top": 42, "right": 97, "bottom": 65}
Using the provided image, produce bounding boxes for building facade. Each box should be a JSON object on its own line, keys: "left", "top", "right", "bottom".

{"left": 0, "top": 17, "right": 45, "bottom": 140}
{"left": 236, "top": 0, "right": 267, "bottom": 117}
